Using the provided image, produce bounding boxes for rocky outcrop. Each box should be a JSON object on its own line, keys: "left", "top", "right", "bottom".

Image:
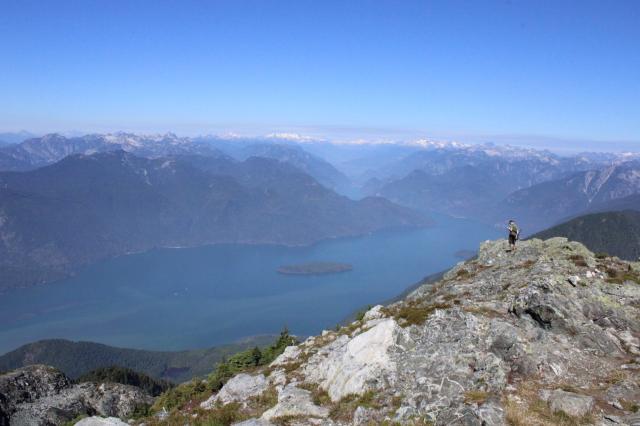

{"left": 200, "top": 374, "right": 269, "bottom": 409}
{"left": 192, "top": 238, "right": 640, "bottom": 425}
{"left": 0, "top": 365, "right": 71, "bottom": 425}
{"left": 261, "top": 384, "right": 329, "bottom": 421}
{"left": 302, "top": 318, "right": 402, "bottom": 402}
{"left": 0, "top": 365, "right": 153, "bottom": 426}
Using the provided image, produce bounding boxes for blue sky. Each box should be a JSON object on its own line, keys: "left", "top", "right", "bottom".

{"left": 0, "top": 0, "right": 639, "bottom": 148}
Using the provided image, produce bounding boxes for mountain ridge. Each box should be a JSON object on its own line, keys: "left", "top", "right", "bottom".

{"left": 0, "top": 150, "right": 430, "bottom": 291}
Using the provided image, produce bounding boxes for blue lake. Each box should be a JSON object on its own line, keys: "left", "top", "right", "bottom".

{"left": 0, "top": 215, "right": 500, "bottom": 354}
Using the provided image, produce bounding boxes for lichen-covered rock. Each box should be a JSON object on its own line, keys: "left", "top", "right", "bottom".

{"left": 546, "top": 389, "right": 594, "bottom": 417}
{"left": 270, "top": 346, "right": 302, "bottom": 367}
{"left": 0, "top": 366, "right": 153, "bottom": 426}
{"left": 362, "top": 305, "right": 386, "bottom": 322}
{"left": 200, "top": 373, "right": 268, "bottom": 409}
{"left": 232, "top": 419, "right": 274, "bottom": 426}
{"left": 0, "top": 365, "right": 71, "bottom": 424}
{"left": 10, "top": 382, "right": 153, "bottom": 426}
{"left": 261, "top": 384, "right": 329, "bottom": 420}
{"left": 302, "top": 318, "right": 402, "bottom": 401}
{"left": 75, "top": 417, "right": 129, "bottom": 426}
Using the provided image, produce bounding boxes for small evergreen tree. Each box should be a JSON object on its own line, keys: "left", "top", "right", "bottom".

{"left": 251, "top": 347, "right": 262, "bottom": 366}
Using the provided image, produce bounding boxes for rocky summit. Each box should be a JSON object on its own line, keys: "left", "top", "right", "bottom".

{"left": 0, "top": 365, "right": 152, "bottom": 426}
{"left": 190, "top": 238, "right": 640, "bottom": 425}
{"left": 2, "top": 237, "right": 640, "bottom": 426}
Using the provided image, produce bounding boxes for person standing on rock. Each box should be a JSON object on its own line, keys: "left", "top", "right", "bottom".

{"left": 507, "top": 220, "right": 520, "bottom": 251}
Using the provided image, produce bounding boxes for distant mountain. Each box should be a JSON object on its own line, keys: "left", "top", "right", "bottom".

{"left": 363, "top": 142, "right": 608, "bottom": 220}
{"left": 0, "top": 337, "right": 274, "bottom": 383}
{"left": 531, "top": 210, "right": 640, "bottom": 260}
{"left": 586, "top": 193, "right": 640, "bottom": 214}
{"left": 0, "top": 151, "right": 429, "bottom": 290}
{"left": 501, "top": 161, "right": 640, "bottom": 232}
{"left": 376, "top": 166, "right": 506, "bottom": 216}
{"left": 366, "top": 141, "right": 600, "bottom": 185}
{"left": 237, "top": 143, "right": 350, "bottom": 191}
{"left": 0, "top": 132, "right": 229, "bottom": 171}
{"left": 0, "top": 131, "right": 37, "bottom": 145}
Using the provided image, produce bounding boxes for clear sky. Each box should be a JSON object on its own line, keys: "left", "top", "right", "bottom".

{"left": 1, "top": 0, "right": 639, "bottom": 148}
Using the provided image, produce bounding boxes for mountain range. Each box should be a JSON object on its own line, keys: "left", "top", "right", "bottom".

{"left": 359, "top": 141, "right": 640, "bottom": 232}
{"left": 0, "top": 150, "right": 429, "bottom": 291}
{"left": 501, "top": 161, "right": 640, "bottom": 230}
{"left": 4, "top": 132, "right": 640, "bottom": 290}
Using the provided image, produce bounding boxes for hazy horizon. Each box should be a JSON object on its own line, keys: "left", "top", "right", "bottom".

{"left": 2, "top": 1, "right": 639, "bottom": 153}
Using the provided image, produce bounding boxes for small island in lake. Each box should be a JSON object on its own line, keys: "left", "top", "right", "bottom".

{"left": 277, "top": 262, "right": 353, "bottom": 275}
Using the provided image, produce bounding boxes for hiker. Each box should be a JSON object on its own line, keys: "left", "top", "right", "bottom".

{"left": 507, "top": 220, "right": 520, "bottom": 251}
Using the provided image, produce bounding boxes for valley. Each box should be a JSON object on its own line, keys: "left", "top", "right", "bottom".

{"left": 0, "top": 215, "right": 500, "bottom": 356}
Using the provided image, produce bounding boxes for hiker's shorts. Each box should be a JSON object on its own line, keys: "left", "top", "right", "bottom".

{"left": 509, "top": 234, "right": 517, "bottom": 245}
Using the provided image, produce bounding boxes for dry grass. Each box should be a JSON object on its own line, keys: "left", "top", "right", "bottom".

{"left": 270, "top": 415, "right": 306, "bottom": 425}
{"left": 504, "top": 382, "right": 595, "bottom": 426}
{"left": 298, "top": 382, "right": 331, "bottom": 407}
{"left": 391, "top": 301, "right": 451, "bottom": 327}
{"left": 569, "top": 255, "right": 589, "bottom": 268}
{"left": 463, "top": 305, "right": 503, "bottom": 318}
{"left": 250, "top": 386, "right": 278, "bottom": 413}
{"left": 464, "top": 390, "right": 489, "bottom": 405}
{"left": 505, "top": 399, "right": 593, "bottom": 426}
{"left": 521, "top": 259, "right": 536, "bottom": 268}
{"left": 456, "top": 268, "right": 471, "bottom": 278}
{"left": 329, "top": 390, "right": 381, "bottom": 422}
{"left": 604, "top": 370, "right": 626, "bottom": 385}
{"left": 620, "top": 399, "right": 640, "bottom": 413}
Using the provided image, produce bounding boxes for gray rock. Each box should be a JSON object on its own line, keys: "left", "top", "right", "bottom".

{"left": 261, "top": 384, "right": 328, "bottom": 420}
{"left": 201, "top": 373, "right": 268, "bottom": 409}
{"left": 362, "top": 305, "right": 386, "bottom": 321}
{"left": 0, "top": 366, "right": 152, "bottom": 426}
{"left": 302, "top": 318, "right": 403, "bottom": 401}
{"left": 626, "top": 413, "right": 640, "bottom": 426}
{"left": 232, "top": 419, "right": 274, "bottom": 426}
{"left": 0, "top": 365, "right": 70, "bottom": 424}
{"left": 75, "top": 417, "right": 129, "bottom": 426}
{"left": 568, "top": 275, "right": 580, "bottom": 287}
{"left": 547, "top": 389, "right": 594, "bottom": 417}
{"left": 270, "top": 346, "right": 302, "bottom": 367}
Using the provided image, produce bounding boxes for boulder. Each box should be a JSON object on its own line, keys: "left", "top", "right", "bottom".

{"left": 362, "top": 305, "right": 386, "bottom": 322}
{"left": 201, "top": 374, "right": 268, "bottom": 409}
{"left": 302, "top": 318, "right": 401, "bottom": 401}
{"left": 0, "top": 365, "right": 70, "bottom": 423}
{"left": 10, "top": 382, "right": 153, "bottom": 425}
{"left": 270, "top": 346, "right": 302, "bottom": 367}
{"left": 75, "top": 417, "right": 129, "bottom": 426}
{"left": 261, "top": 384, "right": 328, "bottom": 420}
{"left": 547, "top": 389, "right": 594, "bottom": 417}
{"left": 1, "top": 365, "right": 152, "bottom": 426}
{"left": 233, "top": 419, "right": 274, "bottom": 426}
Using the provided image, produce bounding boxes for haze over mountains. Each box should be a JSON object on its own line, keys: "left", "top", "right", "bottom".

{"left": 0, "top": 146, "right": 427, "bottom": 291}
{"left": 3, "top": 132, "right": 640, "bottom": 292}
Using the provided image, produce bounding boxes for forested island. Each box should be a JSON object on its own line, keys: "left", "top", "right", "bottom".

{"left": 277, "top": 262, "right": 353, "bottom": 275}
